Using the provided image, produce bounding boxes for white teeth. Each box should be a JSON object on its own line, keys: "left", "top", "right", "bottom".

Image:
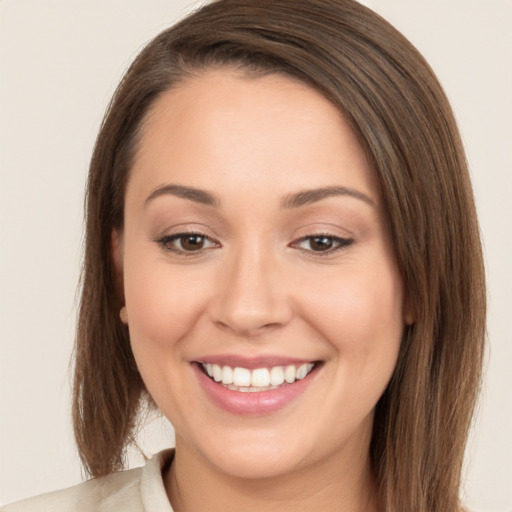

{"left": 284, "top": 365, "right": 296, "bottom": 383}
{"left": 269, "top": 366, "right": 285, "bottom": 386}
{"left": 251, "top": 368, "right": 270, "bottom": 387}
{"left": 221, "top": 365, "right": 233, "bottom": 385}
{"left": 212, "top": 364, "right": 222, "bottom": 382}
{"left": 296, "top": 363, "right": 309, "bottom": 380}
{"left": 202, "top": 362, "right": 316, "bottom": 391}
{"left": 233, "top": 367, "right": 252, "bottom": 387}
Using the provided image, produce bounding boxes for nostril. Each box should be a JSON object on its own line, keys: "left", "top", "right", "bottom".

{"left": 208, "top": 272, "right": 294, "bottom": 336}
{"left": 213, "top": 318, "right": 285, "bottom": 338}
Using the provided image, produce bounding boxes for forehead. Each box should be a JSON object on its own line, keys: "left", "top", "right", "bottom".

{"left": 128, "top": 69, "right": 379, "bottom": 206}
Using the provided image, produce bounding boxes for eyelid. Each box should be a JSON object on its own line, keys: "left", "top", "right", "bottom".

{"left": 155, "top": 230, "right": 220, "bottom": 256}
{"left": 153, "top": 225, "right": 354, "bottom": 257}
{"left": 290, "top": 233, "right": 354, "bottom": 255}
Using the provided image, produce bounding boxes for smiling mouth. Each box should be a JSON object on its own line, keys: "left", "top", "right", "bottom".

{"left": 197, "top": 362, "right": 319, "bottom": 392}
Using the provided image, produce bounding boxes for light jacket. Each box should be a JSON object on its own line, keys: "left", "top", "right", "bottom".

{"left": 2, "top": 450, "right": 174, "bottom": 512}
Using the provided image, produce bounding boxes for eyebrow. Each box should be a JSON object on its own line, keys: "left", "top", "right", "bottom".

{"left": 145, "top": 184, "right": 220, "bottom": 207}
{"left": 281, "top": 186, "right": 376, "bottom": 208}
{"left": 144, "top": 183, "right": 375, "bottom": 209}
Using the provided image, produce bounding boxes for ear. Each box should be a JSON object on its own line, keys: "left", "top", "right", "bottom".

{"left": 403, "top": 293, "right": 416, "bottom": 326}
{"left": 111, "top": 229, "right": 125, "bottom": 302}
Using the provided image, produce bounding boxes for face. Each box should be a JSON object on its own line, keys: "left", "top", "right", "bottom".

{"left": 116, "top": 70, "right": 410, "bottom": 480}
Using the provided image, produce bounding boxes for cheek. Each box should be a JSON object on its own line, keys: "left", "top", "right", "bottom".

{"left": 122, "top": 248, "right": 214, "bottom": 415}
{"left": 300, "top": 258, "right": 404, "bottom": 362}
{"left": 298, "top": 260, "right": 405, "bottom": 431}
{"left": 122, "top": 243, "right": 211, "bottom": 357}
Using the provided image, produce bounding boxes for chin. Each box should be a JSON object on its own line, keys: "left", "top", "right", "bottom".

{"left": 212, "top": 448, "right": 304, "bottom": 480}
{"left": 188, "top": 428, "right": 317, "bottom": 480}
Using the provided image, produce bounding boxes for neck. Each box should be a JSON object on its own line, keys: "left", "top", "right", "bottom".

{"left": 165, "top": 436, "right": 378, "bottom": 512}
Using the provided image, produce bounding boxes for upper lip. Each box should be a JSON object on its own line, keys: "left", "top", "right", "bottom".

{"left": 194, "top": 354, "right": 318, "bottom": 369}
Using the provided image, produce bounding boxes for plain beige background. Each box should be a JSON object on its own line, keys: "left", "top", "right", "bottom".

{"left": 0, "top": 1, "right": 511, "bottom": 510}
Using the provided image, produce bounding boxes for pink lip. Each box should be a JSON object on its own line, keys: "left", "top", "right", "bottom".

{"left": 192, "top": 362, "right": 319, "bottom": 416}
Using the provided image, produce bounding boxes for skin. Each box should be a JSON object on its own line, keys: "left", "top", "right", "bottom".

{"left": 114, "top": 69, "right": 413, "bottom": 512}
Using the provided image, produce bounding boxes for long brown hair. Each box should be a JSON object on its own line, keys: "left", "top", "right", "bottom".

{"left": 73, "top": 1, "right": 486, "bottom": 510}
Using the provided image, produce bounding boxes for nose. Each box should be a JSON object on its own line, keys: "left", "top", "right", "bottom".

{"left": 209, "top": 244, "right": 293, "bottom": 337}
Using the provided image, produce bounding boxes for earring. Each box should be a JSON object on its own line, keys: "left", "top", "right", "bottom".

{"left": 119, "top": 306, "right": 128, "bottom": 324}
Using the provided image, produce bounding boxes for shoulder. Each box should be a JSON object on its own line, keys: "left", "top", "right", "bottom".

{"left": 2, "top": 449, "right": 174, "bottom": 512}
{"left": 2, "top": 466, "right": 143, "bottom": 512}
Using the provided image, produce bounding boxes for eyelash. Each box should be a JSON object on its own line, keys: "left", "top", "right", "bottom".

{"left": 156, "top": 232, "right": 219, "bottom": 255}
{"left": 156, "top": 232, "right": 354, "bottom": 256}
{"left": 291, "top": 234, "right": 354, "bottom": 255}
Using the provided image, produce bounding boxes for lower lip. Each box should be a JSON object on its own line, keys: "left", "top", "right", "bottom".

{"left": 193, "top": 364, "right": 317, "bottom": 415}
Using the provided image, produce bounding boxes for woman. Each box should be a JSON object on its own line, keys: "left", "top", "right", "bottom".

{"left": 4, "top": 0, "right": 485, "bottom": 511}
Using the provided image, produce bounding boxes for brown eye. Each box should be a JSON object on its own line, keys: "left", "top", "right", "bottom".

{"left": 158, "top": 232, "right": 217, "bottom": 254}
{"left": 309, "top": 236, "right": 335, "bottom": 251}
{"left": 180, "top": 234, "right": 206, "bottom": 251}
{"left": 293, "top": 234, "right": 354, "bottom": 254}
